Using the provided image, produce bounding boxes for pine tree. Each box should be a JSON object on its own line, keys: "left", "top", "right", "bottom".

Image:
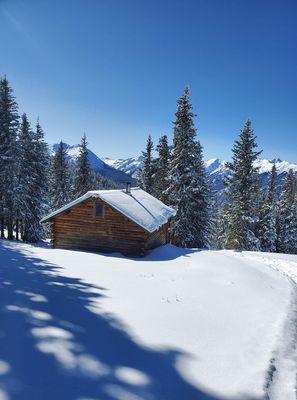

{"left": 167, "top": 87, "right": 210, "bottom": 248}
{"left": 217, "top": 191, "right": 233, "bottom": 249}
{"left": 224, "top": 119, "right": 262, "bottom": 250}
{"left": 153, "top": 135, "right": 170, "bottom": 203}
{"left": 276, "top": 169, "right": 297, "bottom": 253}
{"left": 28, "top": 120, "right": 51, "bottom": 241}
{"left": 209, "top": 194, "right": 221, "bottom": 249}
{"left": 0, "top": 77, "right": 19, "bottom": 239}
{"left": 51, "top": 141, "right": 71, "bottom": 210}
{"left": 16, "top": 114, "right": 38, "bottom": 241}
{"left": 73, "top": 133, "right": 93, "bottom": 198}
{"left": 138, "top": 134, "right": 154, "bottom": 194}
{"left": 258, "top": 164, "right": 277, "bottom": 252}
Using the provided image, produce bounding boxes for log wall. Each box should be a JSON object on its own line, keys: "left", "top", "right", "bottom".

{"left": 50, "top": 198, "right": 169, "bottom": 256}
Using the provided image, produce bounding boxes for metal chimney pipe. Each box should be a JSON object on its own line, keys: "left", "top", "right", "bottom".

{"left": 126, "top": 182, "right": 131, "bottom": 194}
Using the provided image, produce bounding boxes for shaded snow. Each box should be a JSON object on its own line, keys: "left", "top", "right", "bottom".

{"left": 0, "top": 240, "right": 296, "bottom": 399}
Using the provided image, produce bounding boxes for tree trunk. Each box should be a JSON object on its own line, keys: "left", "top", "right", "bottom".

{"left": 16, "top": 219, "right": 19, "bottom": 241}
{"left": 0, "top": 217, "right": 5, "bottom": 239}
{"left": 7, "top": 218, "right": 14, "bottom": 240}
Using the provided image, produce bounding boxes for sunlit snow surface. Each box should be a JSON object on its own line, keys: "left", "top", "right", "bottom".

{"left": 0, "top": 240, "right": 296, "bottom": 400}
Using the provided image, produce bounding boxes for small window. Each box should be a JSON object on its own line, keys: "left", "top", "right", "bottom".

{"left": 95, "top": 204, "right": 103, "bottom": 217}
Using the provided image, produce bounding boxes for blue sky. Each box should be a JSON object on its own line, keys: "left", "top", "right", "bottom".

{"left": 1, "top": 0, "right": 296, "bottom": 161}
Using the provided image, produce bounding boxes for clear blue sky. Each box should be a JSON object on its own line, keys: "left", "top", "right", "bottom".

{"left": 1, "top": 0, "right": 296, "bottom": 162}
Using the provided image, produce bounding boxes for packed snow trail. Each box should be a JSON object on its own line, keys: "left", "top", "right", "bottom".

{"left": 229, "top": 251, "right": 297, "bottom": 400}
{"left": 0, "top": 240, "right": 296, "bottom": 400}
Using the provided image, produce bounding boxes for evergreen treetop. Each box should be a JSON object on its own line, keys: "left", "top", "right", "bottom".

{"left": 154, "top": 134, "right": 170, "bottom": 203}
{"left": 168, "top": 86, "right": 210, "bottom": 248}
{"left": 224, "top": 119, "right": 262, "bottom": 250}
{"left": 138, "top": 134, "right": 154, "bottom": 194}
{"left": 0, "top": 77, "right": 19, "bottom": 239}
{"left": 73, "top": 133, "right": 93, "bottom": 198}
{"left": 51, "top": 140, "right": 71, "bottom": 209}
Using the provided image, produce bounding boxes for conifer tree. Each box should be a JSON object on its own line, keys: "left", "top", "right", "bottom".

{"left": 28, "top": 120, "right": 51, "bottom": 241}
{"left": 16, "top": 114, "right": 38, "bottom": 241}
{"left": 258, "top": 164, "right": 277, "bottom": 252}
{"left": 0, "top": 77, "right": 19, "bottom": 239}
{"left": 167, "top": 87, "right": 210, "bottom": 248}
{"left": 276, "top": 169, "right": 297, "bottom": 253}
{"left": 73, "top": 133, "right": 94, "bottom": 198}
{"left": 217, "top": 191, "right": 234, "bottom": 249}
{"left": 51, "top": 141, "right": 71, "bottom": 210}
{"left": 224, "top": 119, "right": 262, "bottom": 250}
{"left": 153, "top": 135, "right": 170, "bottom": 203}
{"left": 138, "top": 134, "right": 154, "bottom": 194}
{"left": 209, "top": 194, "right": 221, "bottom": 249}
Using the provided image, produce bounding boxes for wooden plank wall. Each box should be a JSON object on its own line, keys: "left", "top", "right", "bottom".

{"left": 146, "top": 222, "right": 169, "bottom": 250}
{"left": 51, "top": 198, "right": 169, "bottom": 256}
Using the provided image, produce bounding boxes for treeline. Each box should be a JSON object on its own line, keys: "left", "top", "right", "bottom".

{"left": 138, "top": 87, "right": 297, "bottom": 254}
{"left": 0, "top": 77, "right": 117, "bottom": 242}
{"left": 1, "top": 78, "right": 296, "bottom": 253}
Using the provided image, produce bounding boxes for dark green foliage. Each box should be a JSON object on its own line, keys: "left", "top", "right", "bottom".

{"left": 258, "top": 165, "right": 277, "bottom": 252}
{"left": 51, "top": 141, "right": 71, "bottom": 209}
{"left": 153, "top": 135, "right": 170, "bottom": 204}
{"left": 276, "top": 169, "right": 297, "bottom": 253}
{"left": 138, "top": 134, "right": 154, "bottom": 194}
{"left": 167, "top": 87, "right": 210, "bottom": 248}
{"left": 0, "top": 77, "right": 19, "bottom": 239}
{"left": 16, "top": 114, "right": 46, "bottom": 242}
{"left": 224, "top": 119, "right": 262, "bottom": 250}
{"left": 73, "top": 133, "right": 94, "bottom": 198}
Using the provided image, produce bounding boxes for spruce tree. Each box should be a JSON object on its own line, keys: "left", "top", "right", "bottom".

{"left": 51, "top": 141, "right": 71, "bottom": 209}
{"left": 167, "top": 86, "right": 210, "bottom": 248}
{"left": 28, "top": 120, "right": 51, "bottom": 241}
{"left": 258, "top": 164, "right": 277, "bottom": 252}
{"left": 138, "top": 134, "right": 154, "bottom": 194}
{"left": 73, "top": 133, "right": 93, "bottom": 198}
{"left": 276, "top": 169, "right": 297, "bottom": 253}
{"left": 0, "top": 77, "right": 19, "bottom": 239}
{"left": 209, "top": 194, "right": 221, "bottom": 249}
{"left": 16, "top": 114, "right": 38, "bottom": 241}
{"left": 154, "top": 135, "right": 170, "bottom": 203}
{"left": 224, "top": 119, "right": 262, "bottom": 250}
{"left": 216, "top": 190, "right": 233, "bottom": 249}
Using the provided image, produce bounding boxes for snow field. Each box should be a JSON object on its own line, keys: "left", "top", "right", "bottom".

{"left": 0, "top": 241, "right": 296, "bottom": 399}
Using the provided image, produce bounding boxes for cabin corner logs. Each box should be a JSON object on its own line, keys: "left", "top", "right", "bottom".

{"left": 49, "top": 198, "right": 171, "bottom": 257}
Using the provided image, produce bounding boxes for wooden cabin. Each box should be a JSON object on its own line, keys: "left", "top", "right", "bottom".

{"left": 41, "top": 186, "right": 176, "bottom": 257}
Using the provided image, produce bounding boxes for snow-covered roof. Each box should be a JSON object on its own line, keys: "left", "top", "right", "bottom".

{"left": 41, "top": 188, "right": 176, "bottom": 233}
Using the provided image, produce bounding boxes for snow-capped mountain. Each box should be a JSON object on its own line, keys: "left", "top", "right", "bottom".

{"left": 50, "top": 144, "right": 136, "bottom": 185}
{"left": 205, "top": 158, "right": 297, "bottom": 194}
{"left": 105, "top": 155, "right": 297, "bottom": 193}
{"left": 51, "top": 143, "right": 297, "bottom": 193}
{"left": 102, "top": 156, "right": 144, "bottom": 178}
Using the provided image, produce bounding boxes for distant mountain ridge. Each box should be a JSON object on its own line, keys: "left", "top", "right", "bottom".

{"left": 50, "top": 143, "right": 136, "bottom": 185}
{"left": 51, "top": 143, "right": 297, "bottom": 193}
{"left": 103, "top": 155, "right": 297, "bottom": 195}
{"left": 102, "top": 156, "right": 144, "bottom": 177}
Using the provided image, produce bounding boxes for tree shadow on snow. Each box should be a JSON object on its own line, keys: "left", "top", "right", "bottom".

{"left": 0, "top": 241, "right": 252, "bottom": 400}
